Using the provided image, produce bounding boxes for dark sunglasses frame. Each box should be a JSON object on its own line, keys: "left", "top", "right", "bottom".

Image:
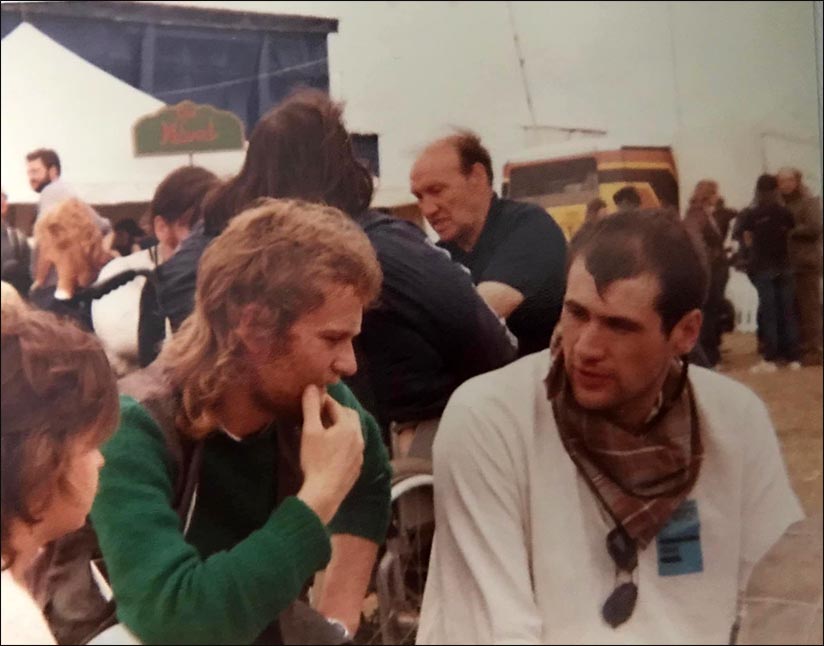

{"left": 602, "top": 526, "right": 639, "bottom": 628}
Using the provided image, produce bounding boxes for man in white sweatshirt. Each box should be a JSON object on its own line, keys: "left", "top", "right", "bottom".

{"left": 418, "top": 209, "right": 803, "bottom": 645}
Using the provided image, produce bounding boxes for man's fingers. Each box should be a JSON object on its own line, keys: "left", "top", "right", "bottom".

{"left": 301, "top": 385, "right": 323, "bottom": 432}
{"left": 342, "top": 407, "right": 365, "bottom": 451}
{"left": 321, "top": 395, "right": 344, "bottom": 427}
{"left": 326, "top": 401, "right": 363, "bottom": 442}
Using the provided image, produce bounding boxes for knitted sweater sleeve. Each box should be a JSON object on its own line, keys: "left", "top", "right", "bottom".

{"left": 326, "top": 381, "right": 392, "bottom": 544}
{"left": 89, "top": 397, "right": 332, "bottom": 645}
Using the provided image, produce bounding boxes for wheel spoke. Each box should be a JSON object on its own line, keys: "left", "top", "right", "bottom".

{"left": 356, "top": 459, "right": 434, "bottom": 645}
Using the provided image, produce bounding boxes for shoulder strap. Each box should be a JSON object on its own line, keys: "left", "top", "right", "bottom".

{"left": 136, "top": 271, "right": 167, "bottom": 369}
{"left": 81, "top": 269, "right": 153, "bottom": 302}
{"left": 118, "top": 361, "right": 203, "bottom": 525}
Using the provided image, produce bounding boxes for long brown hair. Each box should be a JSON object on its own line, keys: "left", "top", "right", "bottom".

{"left": 1, "top": 305, "right": 119, "bottom": 569}
{"left": 688, "top": 179, "right": 719, "bottom": 211}
{"left": 161, "top": 198, "right": 382, "bottom": 438}
{"left": 202, "top": 88, "right": 374, "bottom": 235}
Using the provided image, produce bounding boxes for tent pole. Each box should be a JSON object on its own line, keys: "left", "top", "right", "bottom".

{"left": 188, "top": 153, "right": 194, "bottom": 167}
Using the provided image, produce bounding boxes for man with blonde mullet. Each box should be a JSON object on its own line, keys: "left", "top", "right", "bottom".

{"left": 89, "top": 198, "right": 391, "bottom": 644}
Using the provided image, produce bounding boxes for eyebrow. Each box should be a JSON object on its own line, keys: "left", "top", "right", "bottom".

{"left": 564, "top": 298, "right": 644, "bottom": 331}
{"left": 415, "top": 180, "right": 445, "bottom": 192}
{"left": 320, "top": 327, "right": 361, "bottom": 338}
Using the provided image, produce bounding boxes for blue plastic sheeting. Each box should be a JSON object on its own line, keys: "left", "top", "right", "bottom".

{"left": 1, "top": 3, "right": 382, "bottom": 176}
{"left": 0, "top": 11, "right": 329, "bottom": 132}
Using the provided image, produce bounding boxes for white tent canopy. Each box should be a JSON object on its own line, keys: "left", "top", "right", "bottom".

{"left": 1, "top": 23, "right": 244, "bottom": 204}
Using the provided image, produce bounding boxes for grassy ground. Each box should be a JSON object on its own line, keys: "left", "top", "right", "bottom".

{"left": 718, "top": 332, "right": 823, "bottom": 516}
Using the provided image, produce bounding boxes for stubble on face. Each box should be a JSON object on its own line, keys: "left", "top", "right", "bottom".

{"left": 27, "top": 162, "right": 52, "bottom": 194}
{"left": 250, "top": 378, "right": 302, "bottom": 423}
{"left": 560, "top": 259, "right": 677, "bottom": 427}
{"left": 248, "top": 332, "right": 302, "bottom": 418}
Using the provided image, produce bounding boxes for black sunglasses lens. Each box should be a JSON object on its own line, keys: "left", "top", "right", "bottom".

{"left": 602, "top": 581, "right": 638, "bottom": 628}
{"left": 606, "top": 528, "right": 638, "bottom": 571}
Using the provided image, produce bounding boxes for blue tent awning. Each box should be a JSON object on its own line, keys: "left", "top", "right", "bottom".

{"left": 1, "top": 1, "right": 336, "bottom": 131}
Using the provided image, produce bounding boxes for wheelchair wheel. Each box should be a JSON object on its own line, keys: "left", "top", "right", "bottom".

{"left": 356, "top": 457, "right": 434, "bottom": 645}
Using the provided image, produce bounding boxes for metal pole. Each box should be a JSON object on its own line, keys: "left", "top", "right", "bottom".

{"left": 813, "top": 1, "right": 823, "bottom": 182}
{"left": 666, "top": 1, "right": 683, "bottom": 131}
{"left": 507, "top": 2, "right": 537, "bottom": 127}
{"left": 759, "top": 132, "right": 769, "bottom": 173}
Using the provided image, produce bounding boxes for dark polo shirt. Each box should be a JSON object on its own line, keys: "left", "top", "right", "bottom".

{"left": 440, "top": 195, "right": 567, "bottom": 356}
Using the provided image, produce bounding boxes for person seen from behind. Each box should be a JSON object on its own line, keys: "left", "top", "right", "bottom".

{"left": 613, "top": 185, "right": 642, "bottom": 212}
{"left": 29, "top": 198, "right": 113, "bottom": 332}
{"left": 584, "top": 197, "right": 609, "bottom": 224}
{"left": 91, "top": 166, "right": 219, "bottom": 375}
{"left": 735, "top": 174, "right": 801, "bottom": 373}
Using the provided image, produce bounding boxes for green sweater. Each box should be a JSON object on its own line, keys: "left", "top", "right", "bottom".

{"left": 89, "top": 382, "right": 391, "bottom": 645}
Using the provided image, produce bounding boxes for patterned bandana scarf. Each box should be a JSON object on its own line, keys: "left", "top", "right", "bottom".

{"left": 545, "top": 350, "right": 703, "bottom": 549}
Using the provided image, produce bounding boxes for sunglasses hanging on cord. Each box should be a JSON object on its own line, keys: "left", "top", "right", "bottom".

{"left": 602, "top": 525, "right": 639, "bottom": 627}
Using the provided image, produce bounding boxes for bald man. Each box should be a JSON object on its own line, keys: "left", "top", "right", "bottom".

{"left": 411, "top": 131, "right": 568, "bottom": 356}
